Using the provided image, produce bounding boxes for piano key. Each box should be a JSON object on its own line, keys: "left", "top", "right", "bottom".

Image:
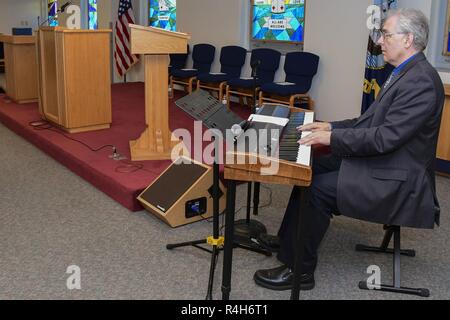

{"left": 296, "top": 131, "right": 312, "bottom": 166}
{"left": 303, "top": 112, "right": 314, "bottom": 125}
{"left": 293, "top": 112, "right": 313, "bottom": 165}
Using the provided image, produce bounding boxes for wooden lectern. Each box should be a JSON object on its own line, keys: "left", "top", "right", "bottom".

{"left": 0, "top": 34, "right": 38, "bottom": 103}
{"left": 36, "top": 27, "right": 112, "bottom": 133}
{"left": 129, "top": 25, "right": 190, "bottom": 161}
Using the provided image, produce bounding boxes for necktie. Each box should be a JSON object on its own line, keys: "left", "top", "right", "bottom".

{"left": 383, "top": 72, "right": 396, "bottom": 89}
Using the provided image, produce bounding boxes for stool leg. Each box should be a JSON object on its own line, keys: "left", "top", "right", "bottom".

{"left": 357, "top": 226, "right": 430, "bottom": 298}
{"left": 355, "top": 227, "right": 415, "bottom": 257}
{"left": 393, "top": 227, "right": 401, "bottom": 288}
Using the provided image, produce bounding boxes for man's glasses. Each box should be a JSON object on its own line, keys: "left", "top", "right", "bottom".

{"left": 379, "top": 30, "right": 407, "bottom": 40}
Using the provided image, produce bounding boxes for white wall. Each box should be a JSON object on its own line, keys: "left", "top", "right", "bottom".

{"left": 397, "top": 0, "right": 433, "bottom": 56}
{"left": 303, "top": 0, "right": 371, "bottom": 121}
{"left": 98, "top": 0, "right": 112, "bottom": 29}
{"left": 398, "top": 0, "right": 433, "bottom": 17}
{"left": 177, "top": 0, "right": 247, "bottom": 49}
{"left": 0, "top": 0, "right": 42, "bottom": 34}
{"left": 398, "top": 0, "right": 450, "bottom": 84}
{"left": 177, "top": 0, "right": 250, "bottom": 73}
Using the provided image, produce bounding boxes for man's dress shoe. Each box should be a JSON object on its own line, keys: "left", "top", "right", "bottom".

{"left": 254, "top": 265, "right": 315, "bottom": 291}
{"left": 257, "top": 233, "right": 280, "bottom": 252}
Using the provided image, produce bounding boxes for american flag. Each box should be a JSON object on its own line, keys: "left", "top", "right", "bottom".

{"left": 114, "top": 0, "right": 139, "bottom": 77}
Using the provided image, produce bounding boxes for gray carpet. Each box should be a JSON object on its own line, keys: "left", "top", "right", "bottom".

{"left": 0, "top": 122, "right": 448, "bottom": 300}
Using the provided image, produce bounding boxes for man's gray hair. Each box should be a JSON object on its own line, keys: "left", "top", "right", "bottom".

{"left": 387, "top": 8, "right": 429, "bottom": 51}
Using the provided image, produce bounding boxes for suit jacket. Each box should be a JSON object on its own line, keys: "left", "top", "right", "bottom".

{"left": 330, "top": 52, "right": 444, "bottom": 229}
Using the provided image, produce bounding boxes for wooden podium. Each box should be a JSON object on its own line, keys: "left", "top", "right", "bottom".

{"left": 129, "top": 25, "right": 190, "bottom": 160}
{"left": 36, "top": 27, "right": 112, "bottom": 133}
{"left": 0, "top": 34, "right": 38, "bottom": 103}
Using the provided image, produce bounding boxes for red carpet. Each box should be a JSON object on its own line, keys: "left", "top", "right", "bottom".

{"left": 0, "top": 83, "right": 250, "bottom": 211}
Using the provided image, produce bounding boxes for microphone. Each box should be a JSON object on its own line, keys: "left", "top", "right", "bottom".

{"left": 251, "top": 59, "right": 260, "bottom": 78}
{"left": 239, "top": 119, "right": 252, "bottom": 131}
{"left": 250, "top": 59, "right": 261, "bottom": 69}
{"left": 60, "top": 1, "right": 72, "bottom": 13}
{"left": 231, "top": 119, "right": 253, "bottom": 142}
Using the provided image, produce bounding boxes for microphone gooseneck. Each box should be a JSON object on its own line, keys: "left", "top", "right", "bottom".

{"left": 38, "top": 1, "right": 72, "bottom": 27}
{"left": 60, "top": 1, "right": 72, "bottom": 13}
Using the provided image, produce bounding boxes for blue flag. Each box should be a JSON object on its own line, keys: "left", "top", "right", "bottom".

{"left": 361, "top": 0, "right": 397, "bottom": 114}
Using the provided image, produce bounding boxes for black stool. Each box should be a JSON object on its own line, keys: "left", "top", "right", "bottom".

{"left": 356, "top": 225, "right": 430, "bottom": 297}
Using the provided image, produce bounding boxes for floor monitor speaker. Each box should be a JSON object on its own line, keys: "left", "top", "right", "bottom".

{"left": 137, "top": 157, "right": 226, "bottom": 227}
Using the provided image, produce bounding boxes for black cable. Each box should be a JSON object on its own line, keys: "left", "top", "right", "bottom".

{"left": 28, "top": 120, "right": 160, "bottom": 175}
{"left": 115, "top": 159, "right": 161, "bottom": 175}
{"left": 115, "top": 160, "right": 145, "bottom": 173}
{"left": 29, "top": 120, "right": 115, "bottom": 152}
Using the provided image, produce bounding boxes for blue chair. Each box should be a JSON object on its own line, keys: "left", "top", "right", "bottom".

{"left": 196, "top": 45, "right": 247, "bottom": 103}
{"left": 225, "top": 48, "right": 281, "bottom": 109}
{"left": 169, "top": 44, "right": 190, "bottom": 76}
{"left": 12, "top": 28, "right": 33, "bottom": 36}
{"left": 170, "top": 43, "right": 215, "bottom": 94}
{"left": 259, "top": 52, "right": 319, "bottom": 110}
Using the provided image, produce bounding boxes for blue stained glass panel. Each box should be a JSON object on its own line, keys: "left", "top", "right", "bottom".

{"left": 149, "top": 0, "right": 177, "bottom": 31}
{"left": 252, "top": 0, "right": 305, "bottom": 42}
{"left": 48, "top": 0, "right": 58, "bottom": 26}
{"left": 88, "top": 0, "right": 98, "bottom": 30}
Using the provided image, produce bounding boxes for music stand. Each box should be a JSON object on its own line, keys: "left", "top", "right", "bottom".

{"left": 166, "top": 90, "right": 271, "bottom": 300}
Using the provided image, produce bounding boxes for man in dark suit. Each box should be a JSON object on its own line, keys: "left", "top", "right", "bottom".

{"left": 254, "top": 8, "right": 445, "bottom": 291}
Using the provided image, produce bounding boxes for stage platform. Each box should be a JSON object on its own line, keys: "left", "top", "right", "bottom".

{"left": 0, "top": 83, "right": 250, "bottom": 211}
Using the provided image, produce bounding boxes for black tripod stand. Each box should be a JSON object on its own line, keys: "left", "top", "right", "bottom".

{"left": 167, "top": 134, "right": 224, "bottom": 300}
{"left": 166, "top": 133, "right": 270, "bottom": 300}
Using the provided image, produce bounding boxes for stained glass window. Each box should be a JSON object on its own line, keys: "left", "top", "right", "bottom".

{"left": 88, "top": 0, "right": 98, "bottom": 30}
{"left": 149, "top": 0, "right": 177, "bottom": 31}
{"left": 252, "top": 0, "right": 305, "bottom": 43}
{"left": 48, "top": 0, "right": 58, "bottom": 26}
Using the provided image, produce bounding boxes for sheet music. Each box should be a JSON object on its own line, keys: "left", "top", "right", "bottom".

{"left": 248, "top": 114, "right": 289, "bottom": 127}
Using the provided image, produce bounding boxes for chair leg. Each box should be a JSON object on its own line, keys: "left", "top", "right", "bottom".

{"left": 289, "top": 95, "right": 295, "bottom": 108}
{"left": 357, "top": 226, "right": 430, "bottom": 297}
{"left": 226, "top": 85, "right": 231, "bottom": 109}
{"left": 194, "top": 79, "right": 200, "bottom": 93}
{"left": 219, "top": 82, "right": 225, "bottom": 103}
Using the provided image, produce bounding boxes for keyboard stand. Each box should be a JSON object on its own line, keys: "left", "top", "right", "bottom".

{"left": 221, "top": 177, "right": 311, "bottom": 300}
